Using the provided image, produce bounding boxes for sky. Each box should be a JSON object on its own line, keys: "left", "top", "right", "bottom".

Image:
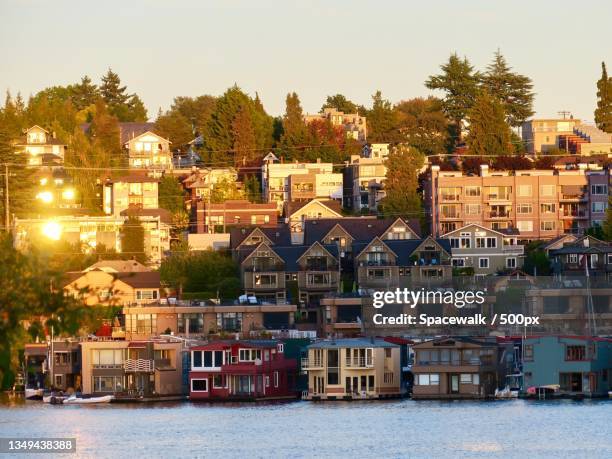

{"left": 1, "top": 0, "right": 611, "bottom": 122}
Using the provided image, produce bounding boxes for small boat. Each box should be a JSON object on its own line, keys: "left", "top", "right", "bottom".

{"left": 25, "top": 388, "right": 44, "bottom": 400}
{"left": 495, "top": 386, "right": 519, "bottom": 399}
{"left": 43, "top": 394, "right": 68, "bottom": 404}
{"left": 61, "top": 394, "right": 113, "bottom": 404}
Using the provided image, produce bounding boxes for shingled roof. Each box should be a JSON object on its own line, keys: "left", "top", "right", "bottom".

{"left": 352, "top": 238, "right": 451, "bottom": 265}
{"left": 304, "top": 217, "right": 421, "bottom": 245}
{"left": 239, "top": 243, "right": 339, "bottom": 271}
{"left": 229, "top": 225, "right": 292, "bottom": 250}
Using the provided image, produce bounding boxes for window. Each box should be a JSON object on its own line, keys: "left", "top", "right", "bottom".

{"left": 479, "top": 258, "right": 489, "bottom": 269}
{"left": 213, "top": 375, "right": 226, "bottom": 389}
{"left": 465, "top": 204, "right": 481, "bottom": 215}
{"left": 460, "top": 373, "right": 479, "bottom": 384}
{"left": 274, "top": 371, "right": 279, "bottom": 388}
{"left": 452, "top": 258, "right": 465, "bottom": 267}
{"left": 516, "top": 221, "right": 533, "bottom": 232}
{"left": 383, "top": 372, "right": 394, "bottom": 384}
{"left": 465, "top": 186, "right": 480, "bottom": 197}
{"left": 93, "top": 376, "right": 123, "bottom": 393}
{"left": 517, "top": 204, "right": 532, "bottom": 214}
{"left": 416, "top": 374, "right": 439, "bottom": 385}
{"left": 191, "top": 379, "right": 208, "bottom": 392}
{"left": 178, "top": 313, "right": 204, "bottom": 334}
{"left": 592, "top": 202, "right": 607, "bottom": 213}
{"left": 569, "top": 254, "right": 578, "bottom": 264}
{"left": 540, "top": 185, "right": 555, "bottom": 197}
{"left": 476, "top": 237, "right": 497, "bottom": 248}
{"left": 565, "top": 345, "right": 587, "bottom": 361}
{"left": 55, "top": 375, "right": 63, "bottom": 387}
{"left": 55, "top": 352, "right": 70, "bottom": 365}
{"left": 264, "top": 215, "right": 270, "bottom": 223}
{"left": 540, "top": 203, "right": 556, "bottom": 214}
{"left": 239, "top": 349, "right": 262, "bottom": 362}
{"left": 251, "top": 216, "right": 257, "bottom": 224}
{"left": 517, "top": 185, "right": 532, "bottom": 197}
{"left": 217, "top": 313, "right": 243, "bottom": 332}
{"left": 327, "top": 349, "right": 339, "bottom": 385}
{"left": 540, "top": 221, "right": 556, "bottom": 231}
{"left": 265, "top": 376, "right": 270, "bottom": 387}
{"left": 277, "top": 344, "right": 284, "bottom": 353}
{"left": 591, "top": 184, "right": 608, "bottom": 195}
{"left": 193, "top": 351, "right": 202, "bottom": 368}
{"left": 254, "top": 274, "right": 277, "bottom": 286}
{"left": 506, "top": 257, "right": 517, "bottom": 268}
{"left": 449, "top": 236, "right": 470, "bottom": 249}
{"left": 523, "top": 345, "right": 533, "bottom": 361}
{"left": 92, "top": 349, "right": 123, "bottom": 367}
{"left": 440, "top": 187, "right": 461, "bottom": 200}
{"left": 125, "top": 314, "right": 157, "bottom": 335}
{"left": 136, "top": 290, "right": 158, "bottom": 300}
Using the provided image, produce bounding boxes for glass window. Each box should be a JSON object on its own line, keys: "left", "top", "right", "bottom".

{"left": 191, "top": 379, "right": 208, "bottom": 392}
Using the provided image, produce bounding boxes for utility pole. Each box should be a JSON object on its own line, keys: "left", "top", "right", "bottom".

{"left": 4, "top": 164, "right": 9, "bottom": 232}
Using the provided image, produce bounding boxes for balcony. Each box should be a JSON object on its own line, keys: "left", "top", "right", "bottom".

{"left": 124, "top": 358, "right": 155, "bottom": 372}
{"left": 440, "top": 194, "right": 461, "bottom": 202}
{"left": 345, "top": 357, "right": 374, "bottom": 368}
{"left": 440, "top": 212, "right": 461, "bottom": 220}
{"left": 487, "top": 210, "right": 511, "bottom": 219}
{"left": 486, "top": 194, "right": 511, "bottom": 201}
{"left": 502, "top": 245, "right": 525, "bottom": 255}
{"left": 560, "top": 210, "right": 588, "bottom": 219}
{"left": 559, "top": 193, "right": 588, "bottom": 202}
{"left": 301, "top": 358, "right": 323, "bottom": 369}
{"left": 359, "top": 260, "right": 394, "bottom": 267}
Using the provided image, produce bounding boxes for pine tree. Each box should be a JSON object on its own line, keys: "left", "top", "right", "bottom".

{"left": 280, "top": 92, "right": 309, "bottom": 158}
{"left": 466, "top": 91, "right": 513, "bottom": 156}
{"left": 71, "top": 76, "right": 99, "bottom": 111}
{"left": 0, "top": 122, "right": 36, "bottom": 225}
{"left": 158, "top": 175, "right": 186, "bottom": 213}
{"left": 232, "top": 105, "right": 257, "bottom": 165}
{"left": 594, "top": 62, "right": 612, "bottom": 133}
{"left": 366, "top": 91, "right": 401, "bottom": 143}
{"left": 100, "top": 69, "right": 129, "bottom": 107}
{"left": 321, "top": 94, "right": 358, "bottom": 113}
{"left": 244, "top": 175, "right": 262, "bottom": 203}
{"left": 481, "top": 50, "right": 534, "bottom": 127}
{"left": 120, "top": 214, "right": 147, "bottom": 263}
{"left": 379, "top": 145, "right": 424, "bottom": 219}
{"left": 426, "top": 53, "right": 481, "bottom": 143}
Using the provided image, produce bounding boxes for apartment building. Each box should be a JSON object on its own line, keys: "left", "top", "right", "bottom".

{"left": 262, "top": 154, "right": 340, "bottom": 210}
{"left": 302, "top": 338, "right": 403, "bottom": 400}
{"left": 426, "top": 164, "right": 605, "bottom": 239}
{"left": 522, "top": 118, "right": 582, "bottom": 154}
{"left": 411, "top": 337, "right": 502, "bottom": 399}
{"left": 14, "top": 125, "right": 67, "bottom": 166}
{"left": 194, "top": 200, "right": 278, "bottom": 233}
{"left": 343, "top": 154, "right": 387, "bottom": 211}
{"left": 441, "top": 223, "right": 524, "bottom": 275}
{"left": 304, "top": 108, "right": 367, "bottom": 142}
{"left": 189, "top": 340, "right": 297, "bottom": 401}
{"left": 103, "top": 174, "right": 159, "bottom": 216}
{"left": 121, "top": 303, "right": 298, "bottom": 340}
{"left": 353, "top": 236, "right": 453, "bottom": 289}
{"left": 80, "top": 340, "right": 183, "bottom": 397}
{"left": 13, "top": 214, "right": 170, "bottom": 266}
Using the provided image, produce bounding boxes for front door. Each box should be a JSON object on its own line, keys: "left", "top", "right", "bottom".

{"left": 450, "top": 374, "right": 459, "bottom": 394}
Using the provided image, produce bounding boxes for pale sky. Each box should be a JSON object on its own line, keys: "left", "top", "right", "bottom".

{"left": 1, "top": 0, "right": 610, "bottom": 121}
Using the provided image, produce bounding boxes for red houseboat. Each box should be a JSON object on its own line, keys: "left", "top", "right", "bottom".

{"left": 189, "top": 340, "right": 298, "bottom": 401}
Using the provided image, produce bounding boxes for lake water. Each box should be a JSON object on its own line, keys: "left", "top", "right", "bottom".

{"left": 1, "top": 396, "right": 611, "bottom": 458}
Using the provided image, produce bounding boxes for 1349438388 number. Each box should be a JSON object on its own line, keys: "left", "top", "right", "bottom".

{"left": 0, "top": 438, "right": 76, "bottom": 453}
{"left": 491, "top": 313, "right": 540, "bottom": 326}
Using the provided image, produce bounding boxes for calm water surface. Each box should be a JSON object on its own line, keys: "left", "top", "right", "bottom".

{"left": 0, "top": 395, "right": 611, "bottom": 458}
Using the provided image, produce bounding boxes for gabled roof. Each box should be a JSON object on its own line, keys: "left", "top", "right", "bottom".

{"left": 352, "top": 238, "right": 451, "bottom": 266}
{"left": 240, "top": 242, "right": 338, "bottom": 271}
{"left": 308, "top": 338, "right": 398, "bottom": 349}
{"left": 441, "top": 223, "right": 508, "bottom": 238}
{"left": 304, "top": 217, "right": 420, "bottom": 245}
{"left": 285, "top": 199, "right": 343, "bottom": 218}
{"left": 84, "top": 260, "right": 151, "bottom": 273}
{"left": 230, "top": 225, "right": 291, "bottom": 250}
{"left": 541, "top": 234, "right": 578, "bottom": 251}
{"left": 26, "top": 125, "right": 48, "bottom": 133}
{"left": 125, "top": 130, "right": 171, "bottom": 145}
{"left": 62, "top": 270, "right": 160, "bottom": 289}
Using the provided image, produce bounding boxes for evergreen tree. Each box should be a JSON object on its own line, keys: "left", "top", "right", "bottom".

{"left": 100, "top": 69, "right": 147, "bottom": 122}
{"left": 481, "top": 50, "right": 534, "bottom": 127}
{"left": 466, "top": 91, "right": 512, "bottom": 156}
{"left": 120, "top": 214, "right": 147, "bottom": 263}
{"left": 0, "top": 123, "right": 36, "bottom": 225}
{"left": 321, "top": 94, "right": 358, "bottom": 113}
{"left": 366, "top": 91, "right": 401, "bottom": 143}
{"left": 379, "top": 145, "right": 424, "bottom": 219}
{"left": 158, "top": 175, "right": 186, "bottom": 213}
{"left": 155, "top": 95, "right": 217, "bottom": 148}
{"left": 71, "top": 76, "right": 99, "bottom": 111}
{"left": 1, "top": 91, "right": 28, "bottom": 136}
{"left": 232, "top": 105, "right": 257, "bottom": 165}
{"left": 594, "top": 62, "right": 612, "bottom": 133}
{"left": 89, "top": 99, "right": 124, "bottom": 171}
{"left": 426, "top": 53, "right": 481, "bottom": 143}
{"left": 244, "top": 175, "right": 262, "bottom": 203}
{"left": 395, "top": 96, "right": 450, "bottom": 156}
{"left": 280, "top": 92, "right": 309, "bottom": 158}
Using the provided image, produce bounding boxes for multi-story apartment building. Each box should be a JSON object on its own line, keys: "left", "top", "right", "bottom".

{"left": 411, "top": 337, "right": 502, "bottom": 399}
{"left": 14, "top": 125, "right": 67, "bottom": 166}
{"left": 103, "top": 174, "right": 159, "bottom": 216}
{"left": 343, "top": 154, "right": 387, "bottom": 211}
{"left": 194, "top": 200, "right": 278, "bottom": 233}
{"left": 304, "top": 108, "right": 367, "bottom": 142}
{"left": 522, "top": 336, "right": 612, "bottom": 397}
{"left": 441, "top": 223, "right": 524, "bottom": 275}
{"left": 353, "top": 236, "right": 453, "bottom": 289}
{"left": 121, "top": 303, "right": 298, "bottom": 340}
{"left": 13, "top": 214, "right": 170, "bottom": 266}
{"left": 426, "top": 164, "right": 607, "bottom": 239}
{"left": 302, "top": 338, "right": 403, "bottom": 400}
{"left": 262, "top": 154, "right": 340, "bottom": 210}
{"left": 189, "top": 340, "right": 297, "bottom": 401}
{"left": 522, "top": 118, "right": 582, "bottom": 154}
{"left": 80, "top": 339, "right": 183, "bottom": 397}
{"left": 362, "top": 143, "right": 390, "bottom": 160}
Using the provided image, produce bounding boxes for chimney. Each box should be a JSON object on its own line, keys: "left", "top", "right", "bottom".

{"left": 480, "top": 164, "right": 489, "bottom": 177}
